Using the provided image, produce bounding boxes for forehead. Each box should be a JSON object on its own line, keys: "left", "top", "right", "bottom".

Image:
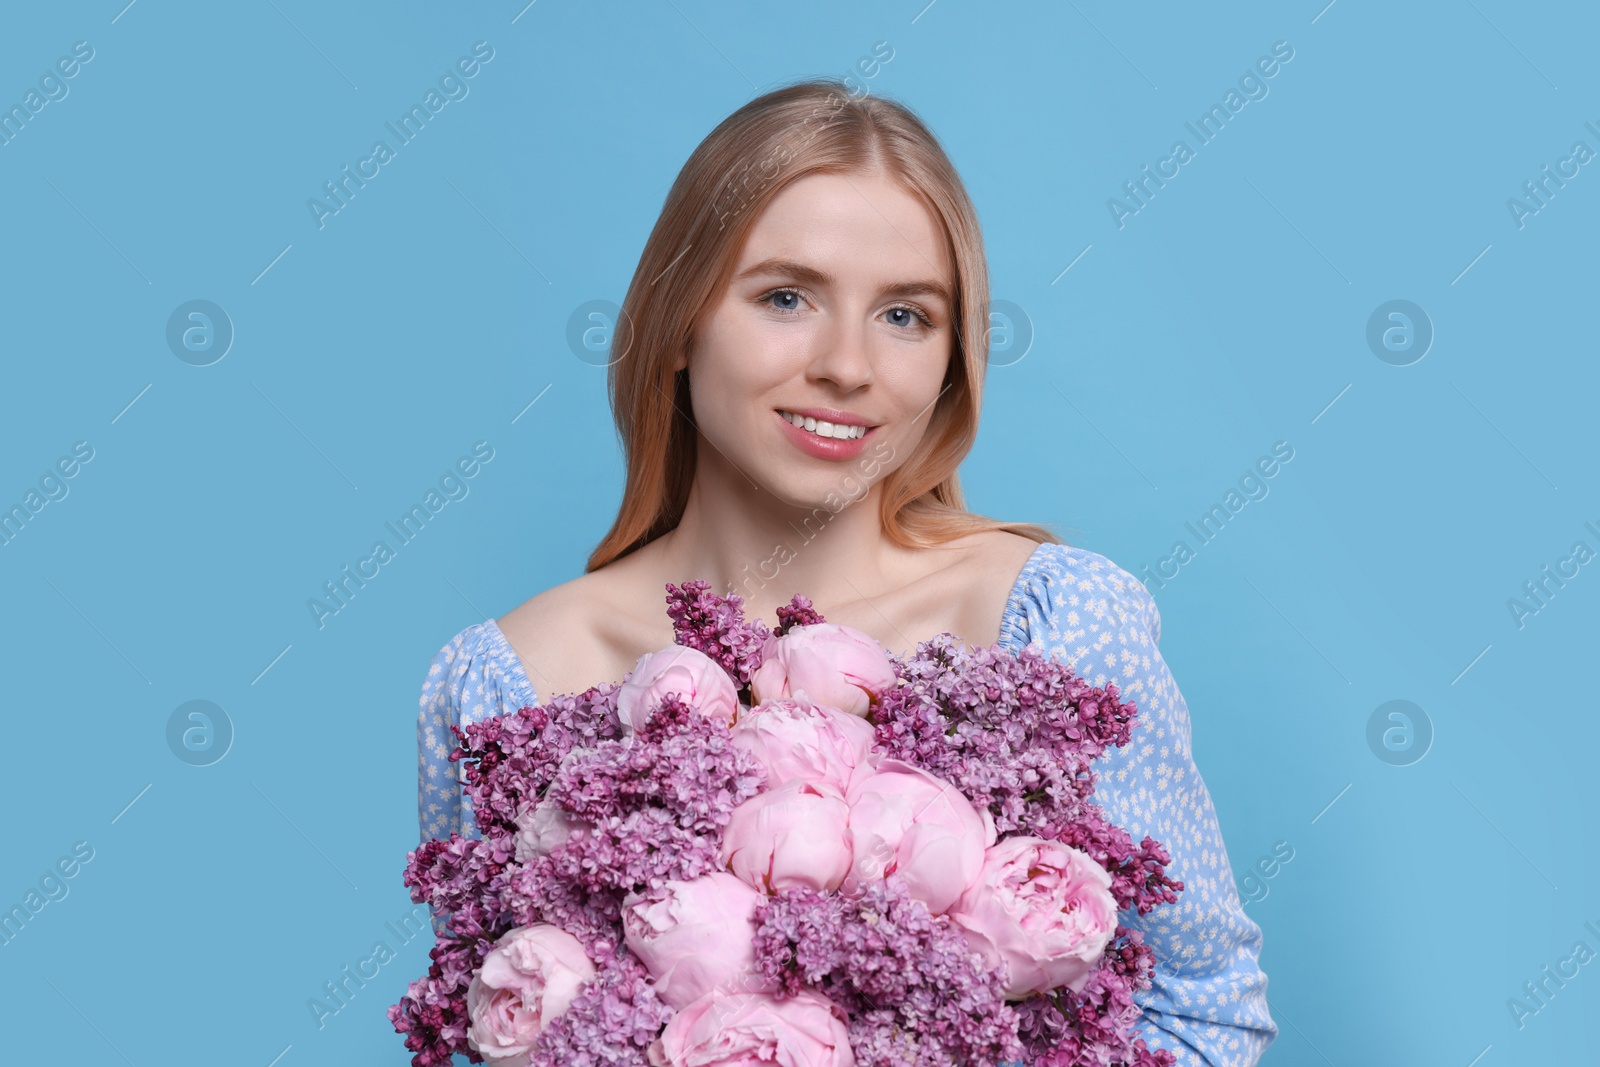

{"left": 734, "top": 171, "right": 954, "bottom": 288}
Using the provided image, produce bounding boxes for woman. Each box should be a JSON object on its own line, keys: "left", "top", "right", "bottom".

{"left": 417, "top": 78, "right": 1275, "bottom": 1065}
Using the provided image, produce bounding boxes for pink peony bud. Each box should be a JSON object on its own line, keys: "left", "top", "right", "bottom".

{"left": 841, "top": 758, "right": 995, "bottom": 915}
{"left": 621, "top": 872, "right": 775, "bottom": 1009}
{"left": 730, "top": 696, "right": 880, "bottom": 800}
{"left": 719, "top": 778, "right": 853, "bottom": 894}
{"left": 646, "top": 987, "right": 856, "bottom": 1067}
{"left": 464, "top": 923, "right": 596, "bottom": 1066}
{"left": 750, "top": 622, "right": 897, "bottom": 717}
{"left": 949, "top": 836, "right": 1120, "bottom": 998}
{"left": 616, "top": 645, "right": 740, "bottom": 734}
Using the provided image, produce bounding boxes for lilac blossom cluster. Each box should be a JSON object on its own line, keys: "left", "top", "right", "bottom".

{"left": 389, "top": 685, "right": 765, "bottom": 1064}
{"left": 872, "top": 633, "right": 1182, "bottom": 916}
{"left": 752, "top": 874, "right": 1027, "bottom": 1065}
{"left": 389, "top": 579, "right": 1181, "bottom": 1067}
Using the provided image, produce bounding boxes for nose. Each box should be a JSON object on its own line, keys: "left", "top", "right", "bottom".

{"left": 807, "top": 309, "right": 875, "bottom": 392}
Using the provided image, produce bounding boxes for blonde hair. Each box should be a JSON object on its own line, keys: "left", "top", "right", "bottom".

{"left": 587, "top": 77, "right": 1061, "bottom": 572}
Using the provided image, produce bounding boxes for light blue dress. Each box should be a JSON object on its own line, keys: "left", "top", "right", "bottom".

{"left": 416, "top": 541, "right": 1277, "bottom": 1065}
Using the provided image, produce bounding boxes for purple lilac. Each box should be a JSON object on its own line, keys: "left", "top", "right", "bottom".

{"left": 526, "top": 939, "right": 674, "bottom": 1067}
{"left": 402, "top": 835, "right": 515, "bottom": 943}
{"left": 499, "top": 691, "right": 767, "bottom": 944}
{"left": 664, "top": 579, "right": 832, "bottom": 681}
{"left": 1043, "top": 804, "right": 1182, "bottom": 916}
{"left": 871, "top": 634, "right": 1181, "bottom": 914}
{"left": 664, "top": 579, "right": 771, "bottom": 687}
{"left": 1014, "top": 926, "right": 1175, "bottom": 1067}
{"left": 774, "top": 592, "right": 826, "bottom": 634}
{"left": 386, "top": 934, "right": 492, "bottom": 1066}
{"left": 393, "top": 690, "right": 762, "bottom": 1063}
{"left": 453, "top": 684, "right": 624, "bottom": 838}
{"left": 751, "top": 874, "right": 1027, "bottom": 1067}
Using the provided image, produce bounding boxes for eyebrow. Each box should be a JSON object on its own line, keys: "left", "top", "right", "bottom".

{"left": 733, "top": 257, "right": 953, "bottom": 308}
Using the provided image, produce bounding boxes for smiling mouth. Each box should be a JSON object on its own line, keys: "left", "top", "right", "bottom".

{"left": 776, "top": 409, "right": 871, "bottom": 440}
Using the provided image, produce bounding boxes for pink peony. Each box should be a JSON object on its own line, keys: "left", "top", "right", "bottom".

{"left": 621, "top": 871, "right": 775, "bottom": 1009}
{"left": 841, "top": 758, "right": 995, "bottom": 914}
{"left": 511, "top": 799, "right": 587, "bottom": 864}
{"left": 719, "top": 778, "right": 853, "bottom": 894}
{"left": 730, "top": 696, "right": 880, "bottom": 800}
{"left": 949, "top": 836, "right": 1120, "bottom": 998}
{"left": 749, "top": 622, "right": 897, "bottom": 717}
{"left": 646, "top": 988, "right": 856, "bottom": 1067}
{"left": 464, "top": 923, "right": 596, "bottom": 1066}
{"left": 617, "top": 645, "right": 740, "bottom": 733}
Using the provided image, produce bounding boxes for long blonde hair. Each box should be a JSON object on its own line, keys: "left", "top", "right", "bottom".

{"left": 587, "top": 78, "right": 1061, "bottom": 572}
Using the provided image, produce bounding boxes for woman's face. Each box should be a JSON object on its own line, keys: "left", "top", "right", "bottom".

{"left": 679, "top": 169, "right": 956, "bottom": 509}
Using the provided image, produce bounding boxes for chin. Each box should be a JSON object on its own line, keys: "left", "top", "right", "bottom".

{"left": 770, "top": 471, "right": 874, "bottom": 515}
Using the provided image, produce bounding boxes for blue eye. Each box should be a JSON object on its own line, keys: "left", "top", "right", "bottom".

{"left": 885, "top": 304, "right": 936, "bottom": 330}
{"left": 759, "top": 288, "right": 935, "bottom": 331}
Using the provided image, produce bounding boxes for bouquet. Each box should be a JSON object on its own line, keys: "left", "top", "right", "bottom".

{"left": 390, "top": 580, "right": 1183, "bottom": 1067}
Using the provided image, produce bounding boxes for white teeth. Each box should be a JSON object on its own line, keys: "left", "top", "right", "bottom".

{"left": 780, "top": 410, "right": 866, "bottom": 440}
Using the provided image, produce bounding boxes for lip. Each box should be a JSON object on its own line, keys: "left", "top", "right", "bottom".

{"left": 778, "top": 405, "right": 875, "bottom": 428}
{"left": 774, "top": 409, "right": 876, "bottom": 460}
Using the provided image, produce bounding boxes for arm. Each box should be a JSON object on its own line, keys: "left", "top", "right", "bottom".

{"left": 417, "top": 623, "right": 540, "bottom": 933}
{"left": 1042, "top": 554, "right": 1277, "bottom": 1065}
{"left": 417, "top": 630, "right": 467, "bottom": 848}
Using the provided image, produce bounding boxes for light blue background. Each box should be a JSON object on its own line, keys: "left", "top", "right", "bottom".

{"left": 2, "top": 1, "right": 1595, "bottom": 1064}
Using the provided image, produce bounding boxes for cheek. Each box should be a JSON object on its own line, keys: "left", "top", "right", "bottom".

{"left": 693, "top": 316, "right": 803, "bottom": 412}
{"left": 688, "top": 332, "right": 774, "bottom": 441}
{"left": 876, "top": 351, "right": 950, "bottom": 427}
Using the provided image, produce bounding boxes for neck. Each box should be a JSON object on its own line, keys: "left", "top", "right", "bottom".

{"left": 647, "top": 439, "right": 905, "bottom": 621}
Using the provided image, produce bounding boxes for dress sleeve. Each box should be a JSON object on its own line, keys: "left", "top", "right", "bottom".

{"left": 416, "top": 621, "right": 539, "bottom": 850}
{"left": 417, "top": 628, "right": 472, "bottom": 848}
{"left": 1034, "top": 548, "right": 1278, "bottom": 1066}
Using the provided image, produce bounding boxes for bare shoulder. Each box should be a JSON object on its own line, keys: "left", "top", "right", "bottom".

{"left": 968, "top": 529, "right": 1047, "bottom": 579}
{"left": 495, "top": 563, "right": 664, "bottom": 702}
{"left": 495, "top": 570, "right": 598, "bottom": 647}
{"left": 878, "top": 529, "right": 1048, "bottom": 652}
{"left": 957, "top": 530, "right": 1052, "bottom": 646}
{"left": 926, "top": 529, "right": 1045, "bottom": 591}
